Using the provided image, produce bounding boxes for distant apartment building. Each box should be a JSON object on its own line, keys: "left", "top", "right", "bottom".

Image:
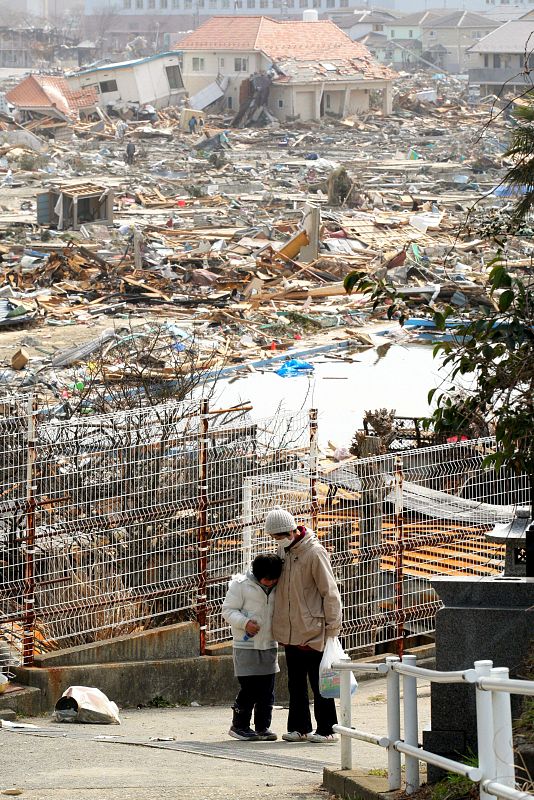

{"left": 19, "top": 0, "right": 84, "bottom": 17}
{"left": 84, "top": 0, "right": 392, "bottom": 24}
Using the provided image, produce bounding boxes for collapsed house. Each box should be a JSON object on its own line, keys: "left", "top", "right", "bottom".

{"left": 66, "top": 51, "right": 186, "bottom": 114}
{"left": 5, "top": 75, "right": 98, "bottom": 139}
{"left": 178, "top": 14, "right": 395, "bottom": 124}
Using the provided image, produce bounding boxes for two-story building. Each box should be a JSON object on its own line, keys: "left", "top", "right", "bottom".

{"left": 421, "top": 10, "right": 498, "bottom": 73}
{"left": 467, "top": 10, "right": 534, "bottom": 96}
{"left": 178, "top": 14, "right": 395, "bottom": 122}
{"left": 326, "top": 8, "right": 401, "bottom": 39}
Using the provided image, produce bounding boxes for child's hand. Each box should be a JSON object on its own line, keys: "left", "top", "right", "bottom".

{"left": 245, "top": 620, "right": 260, "bottom": 636}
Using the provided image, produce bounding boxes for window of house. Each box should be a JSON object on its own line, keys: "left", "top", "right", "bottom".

{"left": 166, "top": 64, "right": 183, "bottom": 89}
{"left": 219, "top": 57, "right": 225, "bottom": 66}
{"left": 192, "top": 56, "right": 205, "bottom": 70}
{"left": 99, "top": 79, "right": 118, "bottom": 93}
{"left": 428, "top": 30, "right": 435, "bottom": 37}
{"left": 184, "top": 0, "right": 192, "bottom": 6}
{"left": 148, "top": 0, "right": 155, "bottom": 7}
{"left": 390, "top": 29, "right": 395, "bottom": 37}
{"left": 373, "top": 23, "right": 383, "bottom": 31}
{"left": 123, "top": 0, "right": 131, "bottom": 7}
{"left": 160, "top": 0, "right": 168, "bottom": 6}
{"left": 197, "top": 0, "right": 205, "bottom": 7}
{"left": 312, "top": 0, "right": 321, "bottom": 7}
{"left": 484, "top": 54, "right": 489, "bottom": 66}
{"left": 493, "top": 54, "right": 501, "bottom": 68}
{"left": 286, "top": 0, "right": 294, "bottom": 6}
{"left": 209, "top": 0, "right": 217, "bottom": 7}
{"left": 278, "top": 98, "right": 283, "bottom": 107}
{"left": 234, "top": 0, "right": 243, "bottom": 7}
{"left": 136, "top": 0, "right": 144, "bottom": 8}
{"left": 339, "top": 0, "right": 348, "bottom": 8}
{"left": 227, "top": 96, "right": 233, "bottom": 109}
{"left": 247, "top": 0, "right": 255, "bottom": 7}
{"left": 260, "top": 0, "right": 268, "bottom": 7}
{"left": 325, "top": 93, "right": 331, "bottom": 109}
{"left": 221, "top": 0, "right": 229, "bottom": 6}
{"left": 172, "top": 0, "right": 179, "bottom": 6}
{"left": 234, "top": 57, "right": 248, "bottom": 71}
{"left": 408, "top": 29, "right": 413, "bottom": 38}
{"left": 326, "top": 0, "right": 334, "bottom": 7}
{"left": 299, "top": 0, "right": 308, "bottom": 7}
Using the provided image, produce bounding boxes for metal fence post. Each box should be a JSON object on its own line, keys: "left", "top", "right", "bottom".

{"left": 197, "top": 399, "right": 209, "bottom": 656}
{"left": 490, "top": 667, "right": 515, "bottom": 788}
{"left": 402, "top": 654, "right": 420, "bottom": 795}
{"left": 393, "top": 455, "right": 404, "bottom": 657}
{"left": 242, "top": 478, "right": 253, "bottom": 573}
{"left": 23, "top": 395, "right": 37, "bottom": 667}
{"left": 309, "top": 408, "right": 319, "bottom": 532}
{"left": 475, "top": 660, "right": 495, "bottom": 800}
{"left": 386, "top": 656, "right": 402, "bottom": 791}
{"left": 340, "top": 660, "right": 353, "bottom": 770}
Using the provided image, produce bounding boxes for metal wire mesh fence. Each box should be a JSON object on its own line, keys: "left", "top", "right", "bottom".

{"left": 245, "top": 437, "right": 528, "bottom": 654}
{"left": 0, "top": 398, "right": 528, "bottom": 673}
{"left": 0, "top": 397, "right": 309, "bottom": 670}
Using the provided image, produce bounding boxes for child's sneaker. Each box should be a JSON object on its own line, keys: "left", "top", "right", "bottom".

{"left": 229, "top": 726, "right": 260, "bottom": 741}
{"left": 282, "top": 731, "right": 308, "bottom": 742}
{"left": 306, "top": 732, "right": 338, "bottom": 743}
{"left": 256, "top": 729, "right": 277, "bottom": 741}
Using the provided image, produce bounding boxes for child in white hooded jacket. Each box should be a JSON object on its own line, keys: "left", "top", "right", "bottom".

{"left": 222, "top": 552, "right": 283, "bottom": 741}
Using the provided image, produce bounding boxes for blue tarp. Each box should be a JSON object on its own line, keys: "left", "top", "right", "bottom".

{"left": 492, "top": 184, "right": 529, "bottom": 197}
{"left": 275, "top": 358, "right": 314, "bottom": 377}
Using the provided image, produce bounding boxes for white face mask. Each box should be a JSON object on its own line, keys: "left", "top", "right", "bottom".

{"left": 272, "top": 530, "right": 297, "bottom": 545}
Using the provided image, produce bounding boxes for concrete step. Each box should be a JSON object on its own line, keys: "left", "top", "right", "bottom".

{"left": 0, "top": 683, "right": 42, "bottom": 716}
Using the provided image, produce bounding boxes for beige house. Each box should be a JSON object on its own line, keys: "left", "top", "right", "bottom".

{"left": 178, "top": 15, "right": 395, "bottom": 122}
{"left": 421, "top": 11, "right": 498, "bottom": 73}
{"left": 467, "top": 11, "right": 534, "bottom": 96}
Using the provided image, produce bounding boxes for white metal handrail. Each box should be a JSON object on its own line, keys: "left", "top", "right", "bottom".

{"left": 332, "top": 656, "right": 534, "bottom": 800}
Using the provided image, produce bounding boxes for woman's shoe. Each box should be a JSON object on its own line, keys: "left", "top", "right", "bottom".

{"left": 306, "top": 732, "right": 338, "bottom": 743}
{"left": 282, "top": 731, "right": 308, "bottom": 742}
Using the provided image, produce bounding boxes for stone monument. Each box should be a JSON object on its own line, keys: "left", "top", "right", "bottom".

{"left": 422, "top": 509, "right": 534, "bottom": 780}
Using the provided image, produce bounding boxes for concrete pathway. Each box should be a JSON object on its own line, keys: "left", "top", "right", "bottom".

{"left": 0, "top": 676, "right": 431, "bottom": 800}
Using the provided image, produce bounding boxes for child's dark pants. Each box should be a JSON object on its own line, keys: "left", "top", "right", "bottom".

{"left": 233, "top": 673, "right": 275, "bottom": 731}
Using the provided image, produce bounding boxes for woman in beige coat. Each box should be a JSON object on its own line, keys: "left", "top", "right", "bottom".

{"left": 265, "top": 506, "right": 342, "bottom": 743}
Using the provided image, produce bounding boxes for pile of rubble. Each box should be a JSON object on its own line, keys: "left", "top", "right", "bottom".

{"left": 0, "top": 71, "right": 530, "bottom": 400}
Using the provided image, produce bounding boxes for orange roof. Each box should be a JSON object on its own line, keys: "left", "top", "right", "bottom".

{"left": 178, "top": 16, "right": 393, "bottom": 80}
{"left": 6, "top": 75, "right": 98, "bottom": 117}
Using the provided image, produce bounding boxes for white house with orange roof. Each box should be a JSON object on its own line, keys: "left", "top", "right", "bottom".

{"left": 178, "top": 13, "right": 395, "bottom": 122}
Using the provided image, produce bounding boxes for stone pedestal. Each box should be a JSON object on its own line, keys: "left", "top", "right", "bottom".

{"left": 422, "top": 575, "right": 534, "bottom": 781}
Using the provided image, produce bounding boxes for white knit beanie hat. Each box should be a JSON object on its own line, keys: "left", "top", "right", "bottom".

{"left": 264, "top": 506, "right": 297, "bottom": 536}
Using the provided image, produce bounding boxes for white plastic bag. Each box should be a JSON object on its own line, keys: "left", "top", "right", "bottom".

{"left": 319, "top": 637, "right": 358, "bottom": 699}
{"left": 53, "top": 686, "right": 120, "bottom": 725}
